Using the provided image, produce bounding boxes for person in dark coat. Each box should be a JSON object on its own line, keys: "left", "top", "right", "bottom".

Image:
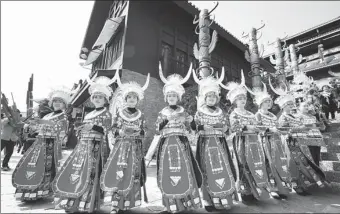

{"left": 320, "top": 84, "right": 337, "bottom": 120}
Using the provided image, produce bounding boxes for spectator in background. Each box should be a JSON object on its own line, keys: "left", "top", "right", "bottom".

{"left": 320, "top": 84, "right": 337, "bottom": 120}
{"left": 331, "top": 80, "right": 340, "bottom": 112}
{"left": 1, "top": 114, "right": 19, "bottom": 171}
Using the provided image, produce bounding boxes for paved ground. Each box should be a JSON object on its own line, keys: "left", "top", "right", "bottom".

{"left": 2, "top": 147, "right": 340, "bottom": 213}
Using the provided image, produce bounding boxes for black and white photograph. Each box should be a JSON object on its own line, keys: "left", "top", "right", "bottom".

{"left": 1, "top": 1, "right": 340, "bottom": 213}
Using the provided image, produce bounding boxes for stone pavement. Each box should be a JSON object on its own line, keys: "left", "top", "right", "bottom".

{"left": 2, "top": 148, "right": 340, "bottom": 213}
{"left": 320, "top": 112, "right": 340, "bottom": 183}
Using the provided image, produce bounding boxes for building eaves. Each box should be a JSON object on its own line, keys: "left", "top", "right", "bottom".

{"left": 286, "top": 52, "right": 340, "bottom": 77}
{"left": 263, "top": 16, "right": 340, "bottom": 59}
{"left": 176, "top": 1, "right": 246, "bottom": 51}
{"left": 284, "top": 16, "right": 340, "bottom": 42}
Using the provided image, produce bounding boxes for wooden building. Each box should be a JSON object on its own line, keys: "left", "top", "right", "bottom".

{"left": 70, "top": 0, "right": 274, "bottom": 147}
{"left": 264, "top": 16, "right": 340, "bottom": 83}
{"left": 263, "top": 16, "right": 340, "bottom": 184}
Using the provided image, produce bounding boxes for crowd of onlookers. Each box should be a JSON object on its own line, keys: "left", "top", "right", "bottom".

{"left": 299, "top": 81, "right": 340, "bottom": 134}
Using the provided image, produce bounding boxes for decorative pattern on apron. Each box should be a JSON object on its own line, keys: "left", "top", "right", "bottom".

{"left": 155, "top": 106, "right": 202, "bottom": 213}
{"left": 230, "top": 109, "right": 271, "bottom": 201}
{"left": 52, "top": 109, "right": 111, "bottom": 213}
{"left": 12, "top": 111, "right": 67, "bottom": 201}
{"left": 100, "top": 108, "right": 146, "bottom": 211}
{"left": 195, "top": 106, "right": 236, "bottom": 209}
{"left": 255, "top": 111, "right": 291, "bottom": 195}
{"left": 278, "top": 112, "right": 327, "bottom": 189}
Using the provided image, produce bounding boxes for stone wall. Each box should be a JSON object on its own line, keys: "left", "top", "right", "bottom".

{"left": 320, "top": 123, "right": 340, "bottom": 184}
{"left": 120, "top": 69, "right": 166, "bottom": 153}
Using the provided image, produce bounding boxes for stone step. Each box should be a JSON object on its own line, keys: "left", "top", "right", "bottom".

{"left": 321, "top": 144, "right": 340, "bottom": 153}
{"left": 328, "top": 123, "right": 340, "bottom": 132}
{"left": 324, "top": 137, "right": 340, "bottom": 145}
{"left": 325, "top": 171, "right": 340, "bottom": 183}
{"left": 321, "top": 152, "right": 340, "bottom": 161}
{"left": 323, "top": 132, "right": 340, "bottom": 139}
{"left": 320, "top": 161, "right": 340, "bottom": 172}
{"left": 327, "top": 126, "right": 340, "bottom": 133}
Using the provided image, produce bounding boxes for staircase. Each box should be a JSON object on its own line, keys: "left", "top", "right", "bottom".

{"left": 320, "top": 122, "right": 340, "bottom": 184}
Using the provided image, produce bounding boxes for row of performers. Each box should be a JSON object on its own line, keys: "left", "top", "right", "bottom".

{"left": 12, "top": 65, "right": 329, "bottom": 214}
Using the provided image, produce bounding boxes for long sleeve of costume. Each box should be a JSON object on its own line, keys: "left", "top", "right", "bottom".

{"left": 193, "top": 112, "right": 204, "bottom": 131}
{"left": 278, "top": 115, "right": 289, "bottom": 128}
{"left": 184, "top": 112, "right": 194, "bottom": 132}
{"left": 255, "top": 113, "right": 262, "bottom": 125}
{"left": 220, "top": 112, "right": 229, "bottom": 133}
{"left": 155, "top": 113, "right": 168, "bottom": 134}
{"left": 229, "top": 111, "right": 245, "bottom": 133}
{"left": 97, "top": 111, "right": 112, "bottom": 135}
{"left": 140, "top": 114, "right": 147, "bottom": 137}
{"left": 111, "top": 114, "right": 122, "bottom": 137}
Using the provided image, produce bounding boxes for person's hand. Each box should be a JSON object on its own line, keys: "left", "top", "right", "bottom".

{"left": 119, "top": 129, "right": 126, "bottom": 137}
{"left": 125, "top": 127, "right": 140, "bottom": 135}
{"left": 247, "top": 125, "right": 260, "bottom": 132}
{"left": 76, "top": 123, "right": 93, "bottom": 131}
{"left": 178, "top": 116, "right": 186, "bottom": 123}
{"left": 222, "top": 126, "right": 229, "bottom": 133}
{"left": 186, "top": 115, "right": 193, "bottom": 123}
{"left": 269, "top": 127, "right": 278, "bottom": 133}
{"left": 204, "top": 125, "right": 214, "bottom": 130}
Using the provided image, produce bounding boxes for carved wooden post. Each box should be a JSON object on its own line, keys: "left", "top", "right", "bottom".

{"left": 268, "top": 37, "right": 289, "bottom": 89}
{"left": 193, "top": 2, "right": 219, "bottom": 79}
{"left": 243, "top": 23, "right": 265, "bottom": 92}
{"left": 318, "top": 44, "right": 325, "bottom": 63}
{"left": 287, "top": 44, "right": 303, "bottom": 74}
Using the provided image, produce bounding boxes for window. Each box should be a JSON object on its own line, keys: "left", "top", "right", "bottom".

{"left": 106, "top": 29, "right": 124, "bottom": 68}
{"left": 189, "top": 55, "right": 197, "bottom": 70}
{"left": 160, "top": 42, "right": 173, "bottom": 76}
{"left": 109, "top": 0, "right": 127, "bottom": 19}
{"left": 90, "top": 29, "right": 123, "bottom": 76}
{"left": 159, "top": 24, "right": 196, "bottom": 82}
{"left": 222, "top": 59, "right": 231, "bottom": 83}
{"left": 92, "top": 53, "right": 104, "bottom": 72}
{"left": 231, "top": 62, "right": 239, "bottom": 81}
{"left": 176, "top": 49, "right": 187, "bottom": 75}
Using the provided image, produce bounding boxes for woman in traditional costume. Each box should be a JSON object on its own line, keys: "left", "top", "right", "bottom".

{"left": 220, "top": 71, "right": 271, "bottom": 202}
{"left": 12, "top": 87, "right": 71, "bottom": 201}
{"left": 248, "top": 83, "right": 291, "bottom": 199}
{"left": 100, "top": 72, "right": 150, "bottom": 214}
{"left": 296, "top": 102, "right": 326, "bottom": 168}
{"left": 53, "top": 75, "right": 117, "bottom": 213}
{"left": 156, "top": 63, "right": 203, "bottom": 213}
{"left": 269, "top": 78, "right": 328, "bottom": 196}
{"left": 192, "top": 68, "right": 239, "bottom": 211}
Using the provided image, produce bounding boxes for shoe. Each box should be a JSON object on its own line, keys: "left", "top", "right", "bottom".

{"left": 271, "top": 192, "right": 282, "bottom": 200}
{"left": 205, "top": 206, "right": 218, "bottom": 212}
{"left": 241, "top": 194, "right": 256, "bottom": 202}
{"left": 279, "top": 194, "right": 288, "bottom": 199}
{"left": 1, "top": 166, "right": 11, "bottom": 171}
{"left": 295, "top": 187, "right": 310, "bottom": 196}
